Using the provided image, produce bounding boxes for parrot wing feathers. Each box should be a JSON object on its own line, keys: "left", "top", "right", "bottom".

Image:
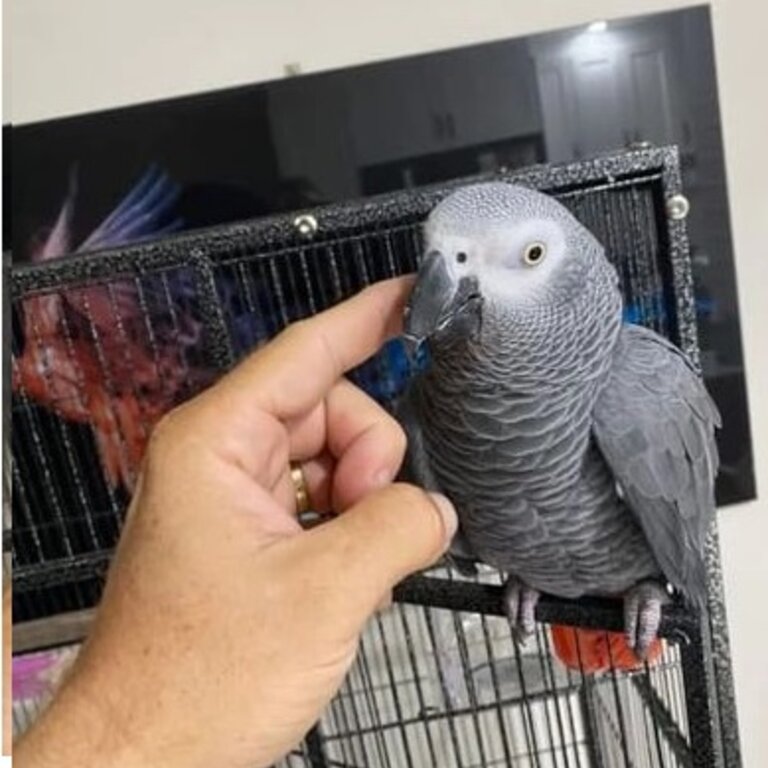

{"left": 68, "top": 167, "right": 183, "bottom": 331}
{"left": 78, "top": 165, "right": 182, "bottom": 253}
{"left": 592, "top": 324, "right": 720, "bottom": 607}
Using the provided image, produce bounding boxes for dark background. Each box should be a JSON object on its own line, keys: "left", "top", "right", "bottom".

{"left": 6, "top": 5, "right": 754, "bottom": 505}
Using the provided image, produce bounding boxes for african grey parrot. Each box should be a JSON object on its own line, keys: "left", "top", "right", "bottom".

{"left": 399, "top": 182, "right": 720, "bottom": 668}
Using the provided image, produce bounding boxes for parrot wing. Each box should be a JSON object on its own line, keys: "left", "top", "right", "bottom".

{"left": 77, "top": 165, "right": 182, "bottom": 253}
{"left": 31, "top": 168, "right": 78, "bottom": 263}
{"left": 16, "top": 166, "right": 191, "bottom": 492}
{"left": 592, "top": 323, "right": 720, "bottom": 607}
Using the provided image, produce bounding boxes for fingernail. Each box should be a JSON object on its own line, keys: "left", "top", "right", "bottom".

{"left": 428, "top": 492, "right": 458, "bottom": 547}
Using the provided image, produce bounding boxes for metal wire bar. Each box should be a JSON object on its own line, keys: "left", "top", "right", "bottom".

{"left": 448, "top": 606, "right": 491, "bottom": 767}
{"left": 393, "top": 608, "right": 441, "bottom": 765}
{"left": 641, "top": 662, "right": 668, "bottom": 768}
{"left": 632, "top": 676, "right": 693, "bottom": 768}
{"left": 679, "top": 620, "right": 724, "bottom": 768}
{"left": 304, "top": 725, "right": 330, "bottom": 768}
{"left": 606, "top": 642, "right": 635, "bottom": 768}
{"left": 352, "top": 634, "right": 394, "bottom": 768}
{"left": 371, "top": 615, "right": 417, "bottom": 768}
{"left": 423, "top": 607, "right": 470, "bottom": 765}
{"left": 540, "top": 628, "right": 580, "bottom": 768}
{"left": 508, "top": 627, "right": 543, "bottom": 768}
{"left": 477, "top": 614, "right": 516, "bottom": 766}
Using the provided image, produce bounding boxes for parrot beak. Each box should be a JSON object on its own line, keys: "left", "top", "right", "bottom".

{"left": 403, "top": 250, "right": 482, "bottom": 356}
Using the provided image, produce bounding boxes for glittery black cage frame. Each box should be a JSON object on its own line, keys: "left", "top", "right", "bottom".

{"left": 9, "top": 147, "right": 740, "bottom": 767}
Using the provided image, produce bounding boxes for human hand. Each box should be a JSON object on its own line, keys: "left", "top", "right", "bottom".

{"left": 15, "top": 277, "right": 457, "bottom": 768}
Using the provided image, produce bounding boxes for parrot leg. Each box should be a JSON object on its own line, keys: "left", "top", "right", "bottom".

{"left": 623, "top": 581, "right": 670, "bottom": 658}
{"left": 503, "top": 577, "right": 540, "bottom": 642}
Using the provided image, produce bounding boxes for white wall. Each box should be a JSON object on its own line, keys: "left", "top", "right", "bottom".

{"left": 6, "top": 0, "right": 768, "bottom": 764}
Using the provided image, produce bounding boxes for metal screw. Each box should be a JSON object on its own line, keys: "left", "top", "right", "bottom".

{"left": 293, "top": 213, "right": 318, "bottom": 238}
{"left": 666, "top": 194, "right": 690, "bottom": 221}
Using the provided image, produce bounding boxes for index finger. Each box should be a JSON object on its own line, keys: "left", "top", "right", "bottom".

{"left": 211, "top": 276, "right": 414, "bottom": 419}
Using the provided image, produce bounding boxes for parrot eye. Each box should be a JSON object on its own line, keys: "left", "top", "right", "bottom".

{"left": 522, "top": 242, "right": 547, "bottom": 266}
{"left": 456, "top": 251, "right": 468, "bottom": 264}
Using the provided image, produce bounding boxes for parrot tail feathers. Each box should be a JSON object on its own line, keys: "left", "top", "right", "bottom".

{"left": 550, "top": 625, "right": 663, "bottom": 674}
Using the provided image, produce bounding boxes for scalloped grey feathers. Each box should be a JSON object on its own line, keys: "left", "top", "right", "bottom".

{"left": 592, "top": 324, "right": 720, "bottom": 607}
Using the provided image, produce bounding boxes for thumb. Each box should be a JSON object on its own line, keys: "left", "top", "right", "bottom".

{"left": 301, "top": 483, "right": 457, "bottom": 614}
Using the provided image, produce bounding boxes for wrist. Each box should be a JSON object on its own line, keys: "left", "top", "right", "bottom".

{"left": 15, "top": 667, "right": 155, "bottom": 768}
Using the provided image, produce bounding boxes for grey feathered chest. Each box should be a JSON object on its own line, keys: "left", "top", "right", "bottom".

{"left": 407, "top": 273, "right": 660, "bottom": 598}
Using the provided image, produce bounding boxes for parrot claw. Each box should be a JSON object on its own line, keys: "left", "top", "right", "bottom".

{"left": 503, "top": 577, "right": 540, "bottom": 643}
{"left": 624, "top": 581, "right": 669, "bottom": 659}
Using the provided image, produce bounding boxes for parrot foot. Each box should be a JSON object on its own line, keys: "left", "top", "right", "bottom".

{"left": 503, "top": 577, "right": 540, "bottom": 643}
{"left": 624, "top": 581, "right": 670, "bottom": 659}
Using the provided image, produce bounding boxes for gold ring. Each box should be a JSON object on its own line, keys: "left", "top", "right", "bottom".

{"left": 290, "top": 462, "right": 311, "bottom": 515}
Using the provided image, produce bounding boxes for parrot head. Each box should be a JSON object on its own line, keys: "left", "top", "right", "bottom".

{"left": 404, "top": 182, "right": 607, "bottom": 351}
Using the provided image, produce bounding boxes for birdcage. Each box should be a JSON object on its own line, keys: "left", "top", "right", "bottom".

{"left": 8, "top": 146, "right": 740, "bottom": 767}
